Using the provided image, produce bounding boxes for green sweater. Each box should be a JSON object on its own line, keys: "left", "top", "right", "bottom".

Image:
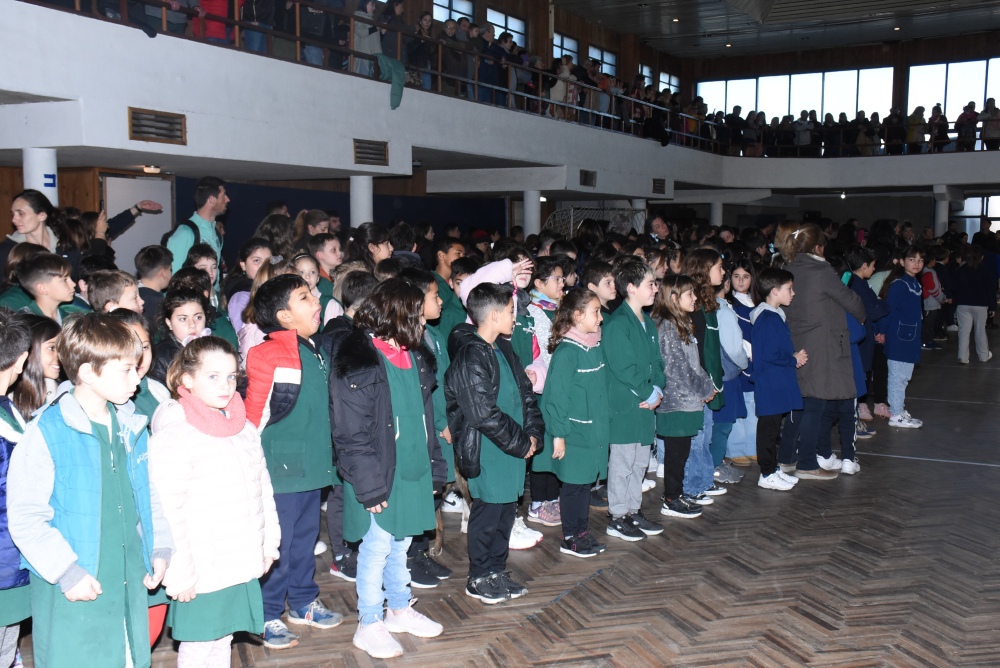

{"left": 603, "top": 303, "right": 665, "bottom": 445}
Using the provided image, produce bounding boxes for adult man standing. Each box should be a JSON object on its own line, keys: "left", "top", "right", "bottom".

{"left": 166, "top": 176, "right": 227, "bottom": 290}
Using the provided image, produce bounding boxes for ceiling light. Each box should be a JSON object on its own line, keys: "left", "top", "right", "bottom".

{"left": 539, "top": 196, "right": 547, "bottom": 202}
{"left": 143, "top": 165, "right": 160, "bottom": 174}
{"left": 840, "top": 192, "right": 846, "bottom": 199}
{"left": 673, "top": 17, "right": 679, "bottom": 22}
{"left": 725, "top": 43, "right": 732, "bottom": 47}
{"left": 893, "top": 26, "right": 901, "bottom": 31}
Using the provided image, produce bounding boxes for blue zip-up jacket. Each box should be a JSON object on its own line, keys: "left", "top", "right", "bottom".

{"left": 0, "top": 398, "right": 27, "bottom": 591}
{"left": 750, "top": 304, "right": 803, "bottom": 417}
{"left": 848, "top": 273, "right": 890, "bottom": 373}
{"left": 847, "top": 314, "right": 867, "bottom": 398}
{"left": 7, "top": 384, "right": 173, "bottom": 592}
{"left": 882, "top": 275, "right": 923, "bottom": 364}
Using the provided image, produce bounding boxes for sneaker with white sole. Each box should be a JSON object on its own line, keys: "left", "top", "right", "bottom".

{"left": 509, "top": 515, "right": 542, "bottom": 550}
{"left": 441, "top": 490, "right": 467, "bottom": 514}
{"left": 947, "top": 324, "right": 959, "bottom": 332}
{"left": 626, "top": 511, "right": 664, "bottom": 536}
{"left": 641, "top": 477, "right": 656, "bottom": 493}
{"left": 287, "top": 600, "right": 343, "bottom": 629}
{"left": 703, "top": 484, "right": 727, "bottom": 496}
{"left": 779, "top": 463, "right": 797, "bottom": 474}
{"left": 353, "top": 619, "right": 404, "bottom": 659}
{"left": 889, "top": 412, "right": 922, "bottom": 428}
{"left": 384, "top": 602, "right": 443, "bottom": 638}
{"left": 526, "top": 501, "right": 561, "bottom": 527}
{"left": 683, "top": 492, "right": 713, "bottom": 506}
{"left": 660, "top": 496, "right": 702, "bottom": 518}
{"left": 606, "top": 516, "right": 645, "bottom": 542}
{"left": 330, "top": 551, "right": 358, "bottom": 582}
{"left": 758, "top": 472, "right": 794, "bottom": 491}
{"left": 983, "top": 351, "right": 994, "bottom": 363}
{"left": 857, "top": 403, "right": 873, "bottom": 421}
{"left": 647, "top": 451, "right": 658, "bottom": 472}
{"left": 313, "top": 540, "right": 328, "bottom": 556}
{"left": 817, "top": 454, "right": 842, "bottom": 471}
{"left": 856, "top": 422, "right": 876, "bottom": 439}
{"left": 776, "top": 471, "right": 799, "bottom": 486}
{"left": 262, "top": 619, "right": 300, "bottom": 649}
{"left": 841, "top": 458, "right": 861, "bottom": 475}
{"left": 656, "top": 463, "right": 664, "bottom": 478}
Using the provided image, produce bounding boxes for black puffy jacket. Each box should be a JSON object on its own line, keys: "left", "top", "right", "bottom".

{"left": 329, "top": 328, "right": 445, "bottom": 508}
{"left": 444, "top": 324, "right": 543, "bottom": 478}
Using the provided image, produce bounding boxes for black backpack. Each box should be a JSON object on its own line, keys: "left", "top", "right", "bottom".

{"left": 161, "top": 220, "right": 200, "bottom": 248}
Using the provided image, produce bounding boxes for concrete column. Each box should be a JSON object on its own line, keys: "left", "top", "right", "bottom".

{"left": 710, "top": 201, "right": 724, "bottom": 227}
{"left": 934, "top": 199, "right": 950, "bottom": 237}
{"left": 349, "top": 175, "right": 373, "bottom": 227}
{"left": 22, "top": 148, "right": 58, "bottom": 206}
{"left": 523, "top": 190, "right": 541, "bottom": 236}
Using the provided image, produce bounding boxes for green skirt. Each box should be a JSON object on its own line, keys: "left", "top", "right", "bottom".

{"left": 656, "top": 410, "right": 703, "bottom": 438}
{"left": 147, "top": 585, "right": 170, "bottom": 607}
{"left": 167, "top": 580, "right": 264, "bottom": 641}
{"left": 0, "top": 583, "right": 31, "bottom": 626}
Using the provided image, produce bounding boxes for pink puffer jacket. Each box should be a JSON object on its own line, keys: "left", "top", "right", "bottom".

{"left": 148, "top": 399, "right": 280, "bottom": 596}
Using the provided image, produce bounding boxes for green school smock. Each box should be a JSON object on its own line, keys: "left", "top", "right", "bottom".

{"left": 261, "top": 342, "right": 335, "bottom": 494}
{"left": 0, "top": 286, "right": 33, "bottom": 312}
{"left": 510, "top": 312, "right": 535, "bottom": 368}
{"left": 0, "top": 406, "right": 29, "bottom": 627}
{"left": 468, "top": 346, "right": 526, "bottom": 504}
{"left": 342, "top": 353, "right": 436, "bottom": 542}
{"left": 433, "top": 272, "right": 467, "bottom": 339}
{"left": 603, "top": 304, "right": 666, "bottom": 445}
{"left": 540, "top": 339, "right": 611, "bottom": 485}
{"left": 211, "top": 307, "right": 239, "bottom": 350}
{"left": 699, "top": 308, "right": 725, "bottom": 411}
{"left": 24, "top": 300, "right": 88, "bottom": 324}
{"left": 425, "top": 324, "right": 455, "bottom": 482}
{"left": 317, "top": 276, "right": 335, "bottom": 318}
{"left": 656, "top": 411, "right": 704, "bottom": 438}
{"left": 30, "top": 412, "right": 152, "bottom": 668}
{"left": 167, "top": 579, "right": 264, "bottom": 641}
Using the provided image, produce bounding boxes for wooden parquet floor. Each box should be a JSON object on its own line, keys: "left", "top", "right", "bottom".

{"left": 17, "top": 333, "right": 1000, "bottom": 667}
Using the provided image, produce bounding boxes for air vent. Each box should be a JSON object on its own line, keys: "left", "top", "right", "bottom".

{"left": 579, "top": 170, "right": 597, "bottom": 188}
{"left": 652, "top": 178, "right": 666, "bottom": 195}
{"left": 354, "top": 139, "right": 389, "bottom": 166}
{"left": 128, "top": 107, "right": 186, "bottom": 145}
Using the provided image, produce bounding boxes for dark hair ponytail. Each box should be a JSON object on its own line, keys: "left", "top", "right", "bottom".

{"left": 548, "top": 288, "right": 598, "bottom": 354}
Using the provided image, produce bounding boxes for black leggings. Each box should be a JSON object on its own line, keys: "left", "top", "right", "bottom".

{"left": 559, "top": 483, "right": 591, "bottom": 537}
{"left": 660, "top": 435, "right": 691, "bottom": 500}
{"left": 529, "top": 468, "right": 560, "bottom": 503}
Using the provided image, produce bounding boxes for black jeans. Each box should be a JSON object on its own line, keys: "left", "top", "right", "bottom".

{"left": 407, "top": 496, "right": 443, "bottom": 558}
{"left": 922, "top": 310, "right": 940, "bottom": 345}
{"left": 821, "top": 399, "right": 857, "bottom": 461}
{"left": 323, "top": 485, "right": 351, "bottom": 559}
{"left": 529, "top": 468, "right": 560, "bottom": 503}
{"left": 660, "top": 435, "right": 692, "bottom": 500}
{"left": 467, "top": 500, "right": 515, "bottom": 578}
{"left": 871, "top": 343, "right": 889, "bottom": 404}
{"left": 559, "top": 483, "right": 591, "bottom": 537}
{"left": 756, "top": 413, "right": 785, "bottom": 476}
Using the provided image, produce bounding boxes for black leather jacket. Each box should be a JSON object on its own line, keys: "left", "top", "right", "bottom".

{"left": 444, "top": 324, "right": 543, "bottom": 478}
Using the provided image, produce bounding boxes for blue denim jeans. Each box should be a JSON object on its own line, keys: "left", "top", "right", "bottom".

{"left": 887, "top": 360, "right": 914, "bottom": 417}
{"left": 243, "top": 24, "right": 271, "bottom": 53}
{"left": 302, "top": 44, "right": 324, "bottom": 65}
{"left": 821, "top": 398, "right": 857, "bottom": 461}
{"left": 726, "top": 391, "right": 758, "bottom": 459}
{"left": 356, "top": 515, "right": 412, "bottom": 626}
{"left": 682, "top": 406, "right": 714, "bottom": 495}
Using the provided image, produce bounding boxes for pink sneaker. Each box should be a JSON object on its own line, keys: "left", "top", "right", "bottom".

{"left": 873, "top": 403, "right": 891, "bottom": 419}
{"left": 857, "top": 403, "right": 873, "bottom": 421}
{"left": 384, "top": 603, "right": 443, "bottom": 638}
{"left": 526, "top": 500, "right": 561, "bottom": 527}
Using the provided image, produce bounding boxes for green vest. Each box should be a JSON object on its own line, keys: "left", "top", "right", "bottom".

{"left": 425, "top": 324, "right": 455, "bottom": 481}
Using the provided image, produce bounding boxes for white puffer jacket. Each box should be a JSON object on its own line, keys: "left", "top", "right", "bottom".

{"left": 148, "top": 400, "right": 280, "bottom": 596}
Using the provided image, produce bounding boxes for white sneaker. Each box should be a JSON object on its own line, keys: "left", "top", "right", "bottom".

{"left": 314, "top": 540, "right": 328, "bottom": 556}
{"left": 353, "top": 620, "right": 404, "bottom": 659}
{"left": 947, "top": 324, "right": 958, "bottom": 332}
{"left": 982, "top": 351, "right": 994, "bottom": 363}
{"left": 841, "top": 459, "right": 861, "bottom": 475}
{"left": 647, "top": 451, "right": 658, "bottom": 472}
{"left": 320, "top": 501, "right": 328, "bottom": 513}
{"left": 509, "top": 515, "right": 542, "bottom": 550}
{"left": 641, "top": 478, "right": 656, "bottom": 493}
{"left": 817, "top": 454, "right": 842, "bottom": 471}
{"left": 758, "top": 472, "right": 794, "bottom": 491}
{"left": 384, "top": 602, "right": 443, "bottom": 638}
{"left": 776, "top": 471, "right": 799, "bottom": 486}
{"left": 889, "top": 412, "right": 922, "bottom": 428}
{"left": 441, "top": 490, "right": 467, "bottom": 514}
{"left": 656, "top": 463, "right": 665, "bottom": 479}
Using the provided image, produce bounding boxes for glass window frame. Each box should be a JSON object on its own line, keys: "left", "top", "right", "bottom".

{"left": 486, "top": 7, "right": 527, "bottom": 48}
{"left": 588, "top": 44, "right": 617, "bottom": 77}
{"left": 553, "top": 32, "right": 578, "bottom": 63}
{"left": 433, "top": 0, "right": 473, "bottom": 23}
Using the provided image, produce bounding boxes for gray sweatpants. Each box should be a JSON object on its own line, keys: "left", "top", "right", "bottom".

{"left": 1, "top": 624, "right": 19, "bottom": 668}
{"left": 608, "top": 443, "right": 650, "bottom": 518}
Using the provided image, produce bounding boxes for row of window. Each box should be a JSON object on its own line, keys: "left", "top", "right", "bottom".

{"left": 432, "top": 0, "right": 678, "bottom": 90}
{"left": 697, "top": 58, "right": 1000, "bottom": 122}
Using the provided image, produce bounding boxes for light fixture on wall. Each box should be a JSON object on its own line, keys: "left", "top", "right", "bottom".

{"left": 539, "top": 196, "right": 548, "bottom": 202}
{"left": 143, "top": 165, "right": 161, "bottom": 174}
{"left": 893, "top": 26, "right": 901, "bottom": 31}
{"left": 840, "top": 191, "right": 847, "bottom": 199}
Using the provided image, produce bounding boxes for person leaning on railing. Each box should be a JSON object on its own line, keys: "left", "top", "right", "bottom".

{"left": 978, "top": 98, "right": 1000, "bottom": 150}
{"left": 955, "top": 102, "right": 979, "bottom": 152}
{"left": 143, "top": 0, "right": 204, "bottom": 34}
{"left": 352, "top": 0, "right": 381, "bottom": 77}
{"left": 437, "top": 19, "right": 465, "bottom": 97}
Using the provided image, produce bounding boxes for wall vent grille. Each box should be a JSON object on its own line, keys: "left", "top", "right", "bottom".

{"left": 128, "top": 107, "right": 186, "bottom": 145}
{"left": 652, "top": 178, "right": 667, "bottom": 194}
{"left": 579, "top": 170, "right": 597, "bottom": 188}
{"left": 354, "top": 139, "right": 389, "bottom": 166}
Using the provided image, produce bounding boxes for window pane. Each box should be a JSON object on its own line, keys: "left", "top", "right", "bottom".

{"left": 454, "top": 0, "right": 473, "bottom": 15}
{"left": 725, "top": 78, "right": 756, "bottom": 116}
{"left": 660, "top": 72, "right": 671, "bottom": 92}
{"left": 821, "top": 70, "right": 857, "bottom": 119}
{"left": 789, "top": 72, "right": 823, "bottom": 116}
{"left": 697, "top": 81, "right": 726, "bottom": 112}
{"left": 566, "top": 37, "right": 577, "bottom": 54}
{"left": 486, "top": 8, "right": 503, "bottom": 25}
{"left": 588, "top": 45, "right": 601, "bottom": 61}
{"left": 908, "top": 64, "right": 946, "bottom": 115}
{"left": 671, "top": 75, "right": 680, "bottom": 89}
{"left": 987, "top": 58, "right": 1000, "bottom": 102}
{"left": 945, "top": 60, "right": 986, "bottom": 120}
{"left": 605, "top": 52, "right": 616, "bottom": 67}
{"left": 857, "top": 67, "right": 893, "bottom": 119}
{"left": 433, "top": 5, "right": 449, "bottom": 22}
{"left": 758, "top": 74, "right": 789, "bottom": 119}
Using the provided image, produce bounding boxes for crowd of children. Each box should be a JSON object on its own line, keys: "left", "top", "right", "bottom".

{"left": 0, "top": 183, "right": 985, "bottom": 666}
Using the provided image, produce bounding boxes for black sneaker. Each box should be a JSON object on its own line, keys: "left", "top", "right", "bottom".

{"left": 579, "top": 530, "right": 607, "bottom": 553}
{"left": 560, "top": 531, "right": 602, "bottom": 558}
{"left": 660, "top": 496, "right": 703, "bottom": 518}
{"left": 465, "top": 572, "right": 510, "bottom": 604}
{"left": 682, "top": 492, "right": 713, "bottom": 506}
{"left": 626, "top": 511, "right": 664, "bottom": 536}
{"left": 606, "top": 515, "right": 645, "bottom": 542}
{"left": 496, "top": 570, "right": 528, "bottom": 599}
{"left": 589, "top": 488, "right": 609, "bottom": 508}
{"left": 418, "top": 551, "right": 453, "bottom": 580}
{"left": 407, "top": 554, "right": 440, "bottom": 589}
{"left": 329, "top": 551, "right": 358, "bottom": 582}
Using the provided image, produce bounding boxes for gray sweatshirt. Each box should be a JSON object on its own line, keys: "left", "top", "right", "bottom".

{"left": 656, "top": 318, "right": 715, "bottom": 414}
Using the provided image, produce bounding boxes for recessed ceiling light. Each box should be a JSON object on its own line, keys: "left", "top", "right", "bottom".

{"left": 725, "top": 43, "right": 732, "bottom": 47}
{"left": 539, "top": 196, "right": 548, "bottom": 202}
{"left": 143, "top": 165, "right": 160, "bottom": 174}
{"left": 673, "top": 17, "right": 679, "bottom": 22}
{"left": 894, "top": 26, "right": 901, "bottom": 30}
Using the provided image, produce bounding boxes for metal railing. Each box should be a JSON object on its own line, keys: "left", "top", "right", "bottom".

{"left": 21, "top": 0, "right": 1000, "bottom": 157}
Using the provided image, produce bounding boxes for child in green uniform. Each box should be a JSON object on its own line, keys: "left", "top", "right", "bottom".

{"left": 432, "top": 237, "right": 468, "bottom": 338}
{"left": 446, "top": 283, "right": 544, "bottom": 605}
{"left": 8, "top": 315, "right": 61, "bottom": 420}
{"left": 0, "top": 309, "right": 32, "bottom": 668}
{"left": 109, "top": 308, "right": 172, "bottom": 648}
{"left": 8, "top": 312, "right": 173, "bottom": 668}
{"left": 329, "top": 279, "right": 446, "bottom": 660}
{"left": 149, "top": 337, "right": 280, "bottom": 666}
{"left": 541, "top": 289, "right": 613, "bottom": 558}
{"left": 399, "top": 268, "right": 455, "bottom": 588}
{"left": 17, "top": 253, "right": 87, "bottom": 324}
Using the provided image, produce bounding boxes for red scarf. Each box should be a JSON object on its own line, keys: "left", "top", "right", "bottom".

{"left": 177, "top": 386, "right": 247, "bottom": 438}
